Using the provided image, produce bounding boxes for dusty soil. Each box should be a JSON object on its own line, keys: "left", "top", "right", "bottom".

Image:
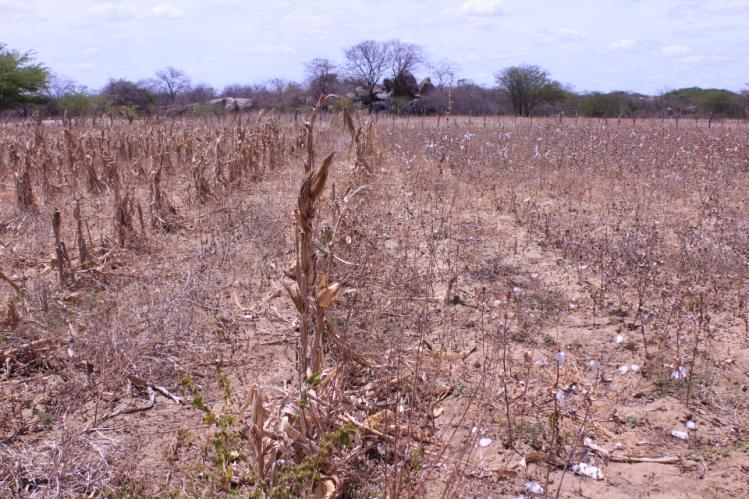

{"left": 1, "top": 115, "right": 748, "bottom": 497}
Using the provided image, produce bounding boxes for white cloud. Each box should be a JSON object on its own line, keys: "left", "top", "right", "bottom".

{"left": 662, "top": 44, "right": 689, "bottom": 56}
{"left": 245, "top": 44, "right": 294, "bottom": 55}
{"left": 607, "top": 39, "right": 638, "bottom": 52}
{"left": 669, "top": 0, "right": 749, "bottom": 18}
{"left": 88, "top": 2, "right": 138, "bottom": 21}
{"left": 83, "top": 47, "right": 100, "bottom": 54}
{"left": 458, "top": 0, "right": 506, "bottom": 16}
{"left": 676, "top": 55, "right": 704, "bottom": 65}
{"left": 150, "top": 4, "right": 185, "bottom": 19}
{"left": 539, "top": 28, "right": 587, "bottom": 44}
{"left": 0, "top": 0, "right": 31, "bottom": 18}
{"left": 0, "top": 0, "right": 29, "bottom": 12}
{"left": 77, "top": 62, "right": 97, "bottom": 70}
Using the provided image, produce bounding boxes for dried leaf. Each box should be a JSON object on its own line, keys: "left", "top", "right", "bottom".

{"left": 283, "top": 281, "right": 304, "bottom": 313}
{"left": 316, "top": 282, "right": 341, "bottom": 308}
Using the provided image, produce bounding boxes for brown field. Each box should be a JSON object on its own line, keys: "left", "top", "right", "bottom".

{"left": 1, "top": 109, "right": 748, "bottom": 498}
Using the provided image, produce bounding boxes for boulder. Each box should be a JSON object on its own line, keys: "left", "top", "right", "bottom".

{"left": 207, "top": 97, "right": 254, "bottom": 112}
{"left": 392, "top": 71, "right": 419, "bottom": 99}
{"left": 418, "top": 77, "right": 435, "bottom": 96}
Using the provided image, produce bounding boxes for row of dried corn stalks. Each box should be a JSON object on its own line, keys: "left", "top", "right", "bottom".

{"left": 245, "top": 98, "right": 437, "bottom": 497}
{"left": 1, "top": 116, "right": 288, "bottom": 213}
{"left": 0, "top": 116, "right": 294, "bottom": 355}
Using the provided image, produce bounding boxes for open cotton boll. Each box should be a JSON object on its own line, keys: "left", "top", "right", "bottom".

{"left": 523, "top": 481, "right": 544, "bottom": 495}
{"left": 670, "top": 366, "right": 687, "bottom": 380}
{"left": 671, "top": 429, "right": 688, "bottom": 440}
{"left": 572, "top": 462, "right": 604, "bottom": 480}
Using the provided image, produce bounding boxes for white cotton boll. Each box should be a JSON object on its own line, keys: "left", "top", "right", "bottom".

{"left": 589, "top": 359, "right": 601, "bottom": 369}
{"left": 523, "top": 481, "right": 544, "bottom": 495}
{"left": 554, "top": 351, "right": 566, "bottom": 364}
{"left": 617, "top": 364, "right": 630, "bottom": 375}
{"left": 530, "top": 272, "right": 539, "bottom": 279}
{"left": 512, "top": 286, "right": 523, "bottom": 294}
{"left": 685, "top": 420, "right": 697, "bottom": 430}
{"left": 535, "top": 359, "right": 546, "bottom": 367}
{"left": 615, "top": 334, "right": 624, "bottom": 344}
{"left": 630, "top": 363, "right": 641, "bottom": 373}
{"left": 671, "top": 429, "right": 689, "bottom": 440}
{"left": 572, "top": 462, "right": 604, "bottom": 480}
{"left": 670, "top": 366, "right": 688, "bottom": 380}
{"left": 556, "top": 389, "right": 566, "bottom": 408}
{"left": 479, "top": 438, "right": 493, "bottom": 447}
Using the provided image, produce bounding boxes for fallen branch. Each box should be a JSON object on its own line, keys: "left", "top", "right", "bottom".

{"left": 0, "top": 268, "right": 21, "bottom": 293}
{"left": 584, "top": 438, "right": 679, "bottom": 464}
{"left": 608, "top": 454, "right": 680, "bottom": 464}
{"left": 127, "top": 374, "right": 183, "bottom": 404}
{"left": 99, "top": 387, "right": 156, "bottom": 422}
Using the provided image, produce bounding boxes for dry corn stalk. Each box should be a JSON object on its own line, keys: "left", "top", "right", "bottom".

{"left": 289, "top": 94, "right": 367, "bottom": 377}
{"left": 112, "top": 184, "right": 137, "bottom": 247}
{"left": 295, "top": 150, "right": 335, "bottom": 376}
{"left": 149, "top": 166, "right": 178, "bottom": 231}
{"left": 52, "top": 211, "right": 75, "bottom": 287}
{"left": 74, "top": 199, "right": 90, "bottom": 265}
{"left": 14, "top": 155, "right": 35, "bottom": 210}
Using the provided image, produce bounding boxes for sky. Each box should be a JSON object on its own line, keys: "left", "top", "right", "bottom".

{"left": 1, "top": 0, "right": 747, "bottom": 94}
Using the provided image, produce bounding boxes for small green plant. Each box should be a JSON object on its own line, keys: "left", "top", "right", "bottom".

{"left": 515, "top": 420, "right": 545, "bottom": 449}
{"left": 181, "top": 374, "right": 244, "bottom": 491}
{"left": 32, "top": 406, "right": 55, "bottom": 427}
{"left": 271, "top": 424, "right": 357, "bottom": 498}
{"left": 625, "top": 415, "right": 643, "bottom": 429}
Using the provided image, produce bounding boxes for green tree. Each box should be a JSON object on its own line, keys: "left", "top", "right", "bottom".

{"left": 101, "top": 79, "right": 154, "bottom": 111}
{"left": 662, "top": 87, "right": 745, "bottom": 118}
{"left": 580, "top": 91, "right": 640, "bottom": 117}
{"left": 0, "top": 43, "right": 49, "bottom": 111}
{"left": 697, "top": 90, "right": 745, "bottom": 118}
{"left": 495, "top": 64, "right": 564, "bottom": 116}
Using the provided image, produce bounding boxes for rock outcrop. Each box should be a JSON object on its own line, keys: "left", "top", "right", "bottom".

{"left": 208, "top": 97, "right": 254, "bottom": 111}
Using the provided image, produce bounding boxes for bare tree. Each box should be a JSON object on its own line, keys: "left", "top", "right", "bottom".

{"left": 45, "top": 73, "right": 79, "bottom": 99}
{"left": 344, "top": 40, "right": 390, "bottom": 107}
{"left": 431, "top": 59, "right": 458, "bottom": 89}
{"left": 304, "top": 58, "right": 338, "bottom": 98}
{"left": 388, "top": 40, "right": 425, "bottom": 78}
{"left": 153, "top": 67, "right": 191, "bottom": 104}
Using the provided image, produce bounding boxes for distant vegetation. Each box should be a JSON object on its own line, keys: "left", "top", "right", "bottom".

{"left": 1, "top": 40, "right": 747, "bottom": 119}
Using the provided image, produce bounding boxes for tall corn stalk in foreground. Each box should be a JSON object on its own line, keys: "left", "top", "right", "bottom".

{"left": 289, "top": 94, "right": 353, "bottom": 379}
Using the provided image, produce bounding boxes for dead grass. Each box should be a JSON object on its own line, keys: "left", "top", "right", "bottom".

{"left": 1, "top": 113, "right": 748, "bottom": 498}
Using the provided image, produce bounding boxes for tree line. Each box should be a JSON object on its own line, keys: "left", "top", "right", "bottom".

{"left": 1, "top": 41, "right": 747, "bottom": 119}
